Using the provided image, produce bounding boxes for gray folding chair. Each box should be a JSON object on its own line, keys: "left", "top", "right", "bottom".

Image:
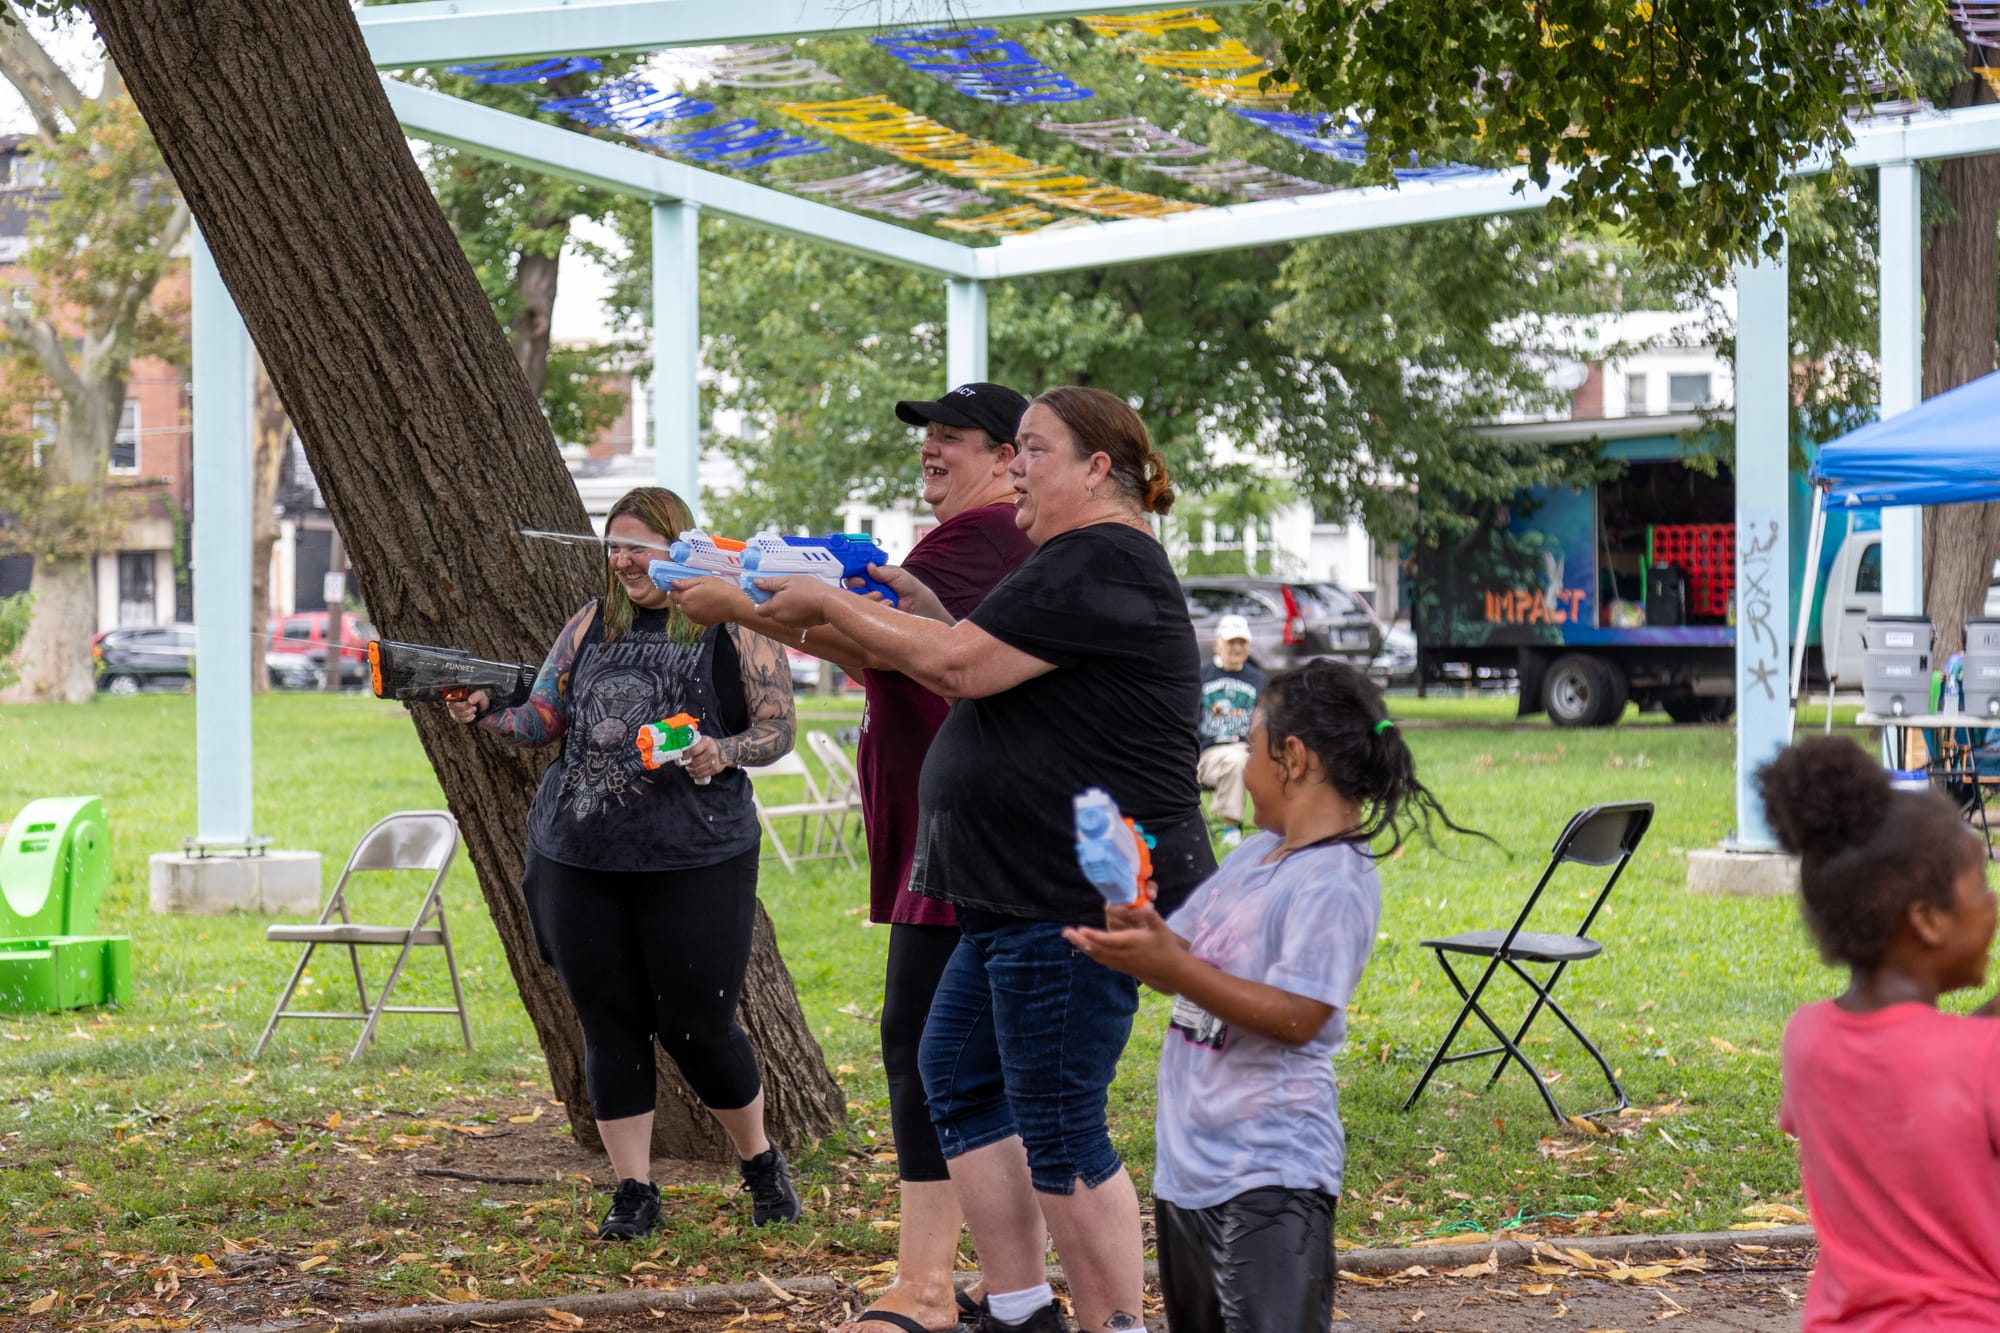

{"left": 252, "top": 810, "right": 471, "bottom": 1063}
{"left": 1402, "top": 801, "right": 1653, "bottom": 1125}
{"left": 746, "top": 750, "right": 858, "bottom": 873}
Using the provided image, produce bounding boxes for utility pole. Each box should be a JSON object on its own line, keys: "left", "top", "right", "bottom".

{"left": 322, "top": 529, "right": 345, "bottom": 693}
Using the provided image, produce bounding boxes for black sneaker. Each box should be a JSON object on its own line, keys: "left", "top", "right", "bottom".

{"left": 979, "top": 1304, "right": 1067, "bottom": 1333}
{"left": 596, "top": 1177, "right": 661, "bottom": 1240}
{"left": 737, "top": 1146, "right": 802, "bottom": 1225}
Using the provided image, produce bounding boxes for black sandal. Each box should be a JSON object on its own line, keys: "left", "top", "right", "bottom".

{"left": 956, "top": 1289, "right": 989, "bottom": 1319}
{"left": 848, "top": 1311, "right": 952, "bottom": 1333}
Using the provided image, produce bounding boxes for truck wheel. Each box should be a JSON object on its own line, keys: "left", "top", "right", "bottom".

{"left": 1663, "top": 694, "right": 1735, "bottom": 724}
{"left": 1544, "top": 654, "right": 1627, "bottom": 727}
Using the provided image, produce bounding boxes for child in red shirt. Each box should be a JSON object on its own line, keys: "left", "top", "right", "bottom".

{"left": 1760, "top": 737, "right": 2000, "bottom": 1330}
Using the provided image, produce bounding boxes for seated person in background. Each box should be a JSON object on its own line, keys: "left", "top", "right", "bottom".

{"left": 1197, "top": 615, "right": 1267, "bottom": 849}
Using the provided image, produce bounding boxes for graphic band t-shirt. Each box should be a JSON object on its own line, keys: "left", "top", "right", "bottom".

{"left": 910, "top": 521, "right": 1215, "bottom": 923}
{"left": 1779, "top": 1001, "right": 2000, "bottom": 1331}
{"left": 525, "top": 608, "right": 761, "bottom": 874}
{"left": 1198, "top": 660, "right": 1268, "bottom": 748}
{"left": 1154, "top": 833, "right": 1380, "bottom": 1210}
{"left": 859, "top": 501, "right": 1034, "bottom": 927}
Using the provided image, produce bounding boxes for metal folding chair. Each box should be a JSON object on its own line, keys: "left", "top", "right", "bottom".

{"left": 745, "top": 751, "right": 857, "bottom": 873}
{"left": 1402, "top": 801, "right": 1654, "bottom": 1125}
{"left": 252, "top": 810, "right": 470, "bottom": 1063}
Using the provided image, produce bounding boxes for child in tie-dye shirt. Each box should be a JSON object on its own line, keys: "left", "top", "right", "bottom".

{"left": 1069, "top": 660, "right": 1482, "bottom": 1333}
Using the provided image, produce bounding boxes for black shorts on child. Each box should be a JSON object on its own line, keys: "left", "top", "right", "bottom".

{"left": 1155, "top": 1187, "right": 1336, "bottom": 1333}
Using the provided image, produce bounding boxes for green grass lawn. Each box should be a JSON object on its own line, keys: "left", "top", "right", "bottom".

{"left": 0, "top": 691, "right": 1866, "bottom": 1316}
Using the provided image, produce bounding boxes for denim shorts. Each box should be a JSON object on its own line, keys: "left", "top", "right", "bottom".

{"left": 917, "top": 908, "right": 1141, "bottom": 1195}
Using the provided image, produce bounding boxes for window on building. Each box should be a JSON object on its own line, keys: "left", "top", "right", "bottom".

{"left": 8, "top": 154, "right": 44, "bottom": 187}
{"left": 856, "top": 517, "right": 875, "bottom": 537}
{"left": 8, "top": 286, "right": 30, "bottom": 311}
{"left": 1624, "top": 372, "right": 1649, "bottom": 414}
{"left": 110, "top": 399, "right": 139, "bottom": 473}
{"left": 1668, "top": 373, "right": 1713, "bottom": 411}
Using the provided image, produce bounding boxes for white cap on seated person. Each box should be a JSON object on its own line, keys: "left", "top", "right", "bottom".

{"left": 1215, "top": 614, "right": 1251, "bottom": 642}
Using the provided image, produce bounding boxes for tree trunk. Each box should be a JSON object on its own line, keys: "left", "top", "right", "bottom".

{"left": 2, "top": 387, "right": 122, "bottom": 704}
{"left": 249, "top": 356, "right": 288, "bottom": 692}
{"left": 510, "top": 226, "right": 565, "bottom": 398}
{"left": 90, "top": 0, "right": 845, "bottom": 1159}
{"left": 1920, "top": 70, "right": 2000, "bottom": 659}
{"left": 0, "top": 554, "right": 93, "bottom": 702}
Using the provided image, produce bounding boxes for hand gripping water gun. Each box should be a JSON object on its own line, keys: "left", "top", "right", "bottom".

{"left": 636, "top": 711, "right": 710, "bottom": 784}
{"left": 738, "top": 531, "right": 899, "bottom": 607}
{"left": 1073, "top": 787, "right": 1156, "bottom": 906}
{"left": 368, "top": 639, "right": 537, "bottom": 709}
{"left": 647, "top": 529, "right": 749, "bottom": 592}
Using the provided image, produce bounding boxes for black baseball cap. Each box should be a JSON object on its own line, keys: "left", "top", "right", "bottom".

{"left": 895, "top": 382, "right": 1030, "bottom": 444}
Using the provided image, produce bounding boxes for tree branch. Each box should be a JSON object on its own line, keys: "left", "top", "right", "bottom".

{"left": 0, "top": 4, "right": 85, "bottom": 146}
{"left": 91, "top": 194, "right": 188, "bottom": 353}
{"left": 0, "top": 303, "right": 87, "bottom": 403}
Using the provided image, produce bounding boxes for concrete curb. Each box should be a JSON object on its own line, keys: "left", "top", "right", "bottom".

{"left": 212, "top": 1226, "right": 1818, "bottom": 1332}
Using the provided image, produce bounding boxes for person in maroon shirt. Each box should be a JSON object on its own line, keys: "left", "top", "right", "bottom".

{"left": 667, "top": 382, "right": 1033, "bottom": 1333}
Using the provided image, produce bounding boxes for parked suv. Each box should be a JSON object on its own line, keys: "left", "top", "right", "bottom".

{"left": 95, "top": 622, "right": 347, "bottom": 693}
{"left": 268, "top": 610, "right": 375, "bottom": 690}
{"left": 93, "top": 624, "right": 197, "bottom": 694}
{"left": 1181, "top": 576, "right": 1381, "bottom": 670}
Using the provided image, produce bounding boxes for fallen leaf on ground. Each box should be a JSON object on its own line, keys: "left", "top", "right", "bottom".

{"left": 1442, "top": 1252, "right": 1499, "bottom": 1278}
{"left": 1520, "top": 1283, "right": 1555, "bottom": 1295}
{"left": 1741, "top": 1203, "right": 1808, "bottom": 1224}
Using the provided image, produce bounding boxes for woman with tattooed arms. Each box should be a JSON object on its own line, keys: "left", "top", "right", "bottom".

{"left": 447, "top": 486, "right": 802, "bottom": 1241}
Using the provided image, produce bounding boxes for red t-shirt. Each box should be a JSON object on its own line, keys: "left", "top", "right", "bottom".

{"left": 1780, "top": 1000, "right": 2000, "bottom": 1330}
{"left": 857, "top": 501, "right": 1033, "bottom": 926}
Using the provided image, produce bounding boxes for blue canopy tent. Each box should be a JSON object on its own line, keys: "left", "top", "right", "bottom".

{"left": 1793, "top": 367, "right": 2000, "bottom": 729}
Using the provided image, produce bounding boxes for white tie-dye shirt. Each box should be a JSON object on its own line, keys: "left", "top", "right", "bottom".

{"left": 1153, "top": 831, "right": 1380, "bottom": 1210}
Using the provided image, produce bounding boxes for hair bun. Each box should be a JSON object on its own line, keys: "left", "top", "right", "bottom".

{"left": 1142, "top": 452, "right": 1175, "bottom": 516}
{"left": 1756, "top": 737, "right": 1889, "bottom": 861}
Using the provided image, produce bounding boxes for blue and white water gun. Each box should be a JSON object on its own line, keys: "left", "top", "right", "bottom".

{"left": 738, "top": 531, "right": 899, "bottom": 607}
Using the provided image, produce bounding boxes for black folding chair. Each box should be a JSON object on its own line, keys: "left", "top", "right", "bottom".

{"left": 1402, "top": 801, "right": 1654, "bottom": 1126}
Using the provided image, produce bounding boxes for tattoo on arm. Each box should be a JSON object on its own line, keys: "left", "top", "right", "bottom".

{"left": 480, "top": 605, "right": 591, "bottom": 746}
{"left": 715, "top": 623, "right": 797, "bottom": 769}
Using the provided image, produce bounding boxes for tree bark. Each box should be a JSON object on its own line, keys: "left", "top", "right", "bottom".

{"left": 1920, "top": 70, "right": 2000, "bottom": 659}
{"left": 3, "top": 385, "right": 123, "bottom": 704}
{"left": 249, "top": 356, "right": 288, "bottom": 692}
{"left": 89, "top": 0, "right": 844, "bottom": 1159}
{"left": 1, "top": 554, "right": 93, "bottom": 702}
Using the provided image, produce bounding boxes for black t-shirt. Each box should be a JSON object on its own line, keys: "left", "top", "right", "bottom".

{"left": 910, "top": 522, "right": 1217, "bottom": 923}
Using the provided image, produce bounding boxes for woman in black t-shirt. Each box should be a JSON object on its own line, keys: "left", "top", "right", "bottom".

{"left": 446, "top": 486, "right": 803, "bottom": 1243}
{"left": 755, "top": 388, "right": 1213, "bottom": 1333}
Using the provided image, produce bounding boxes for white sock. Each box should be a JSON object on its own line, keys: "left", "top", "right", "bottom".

{"left": 987, "top": 1284, "right": 1054, "bottom": 1325}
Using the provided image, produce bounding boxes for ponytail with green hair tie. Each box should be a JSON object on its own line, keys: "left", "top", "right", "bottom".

{"left": 1374, "top": 718, "right": 1396, "bottom": 736}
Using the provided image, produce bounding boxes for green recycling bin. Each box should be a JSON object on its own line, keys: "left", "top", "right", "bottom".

{"left": 0, "top": 796, "right": 131, "bottom": 1012}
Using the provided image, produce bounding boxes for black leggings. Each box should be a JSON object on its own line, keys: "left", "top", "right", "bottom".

{"left": 882, "top": 922, "right": 961, "bottom": 1183}
{"left": 524, "top": 850, "right": 763, "bottom": 1121}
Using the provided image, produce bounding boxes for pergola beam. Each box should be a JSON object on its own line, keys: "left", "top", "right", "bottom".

{"left": 383, "top": 79, "right": 979, "bottom": 277}
{"left": 357, "top": 0, "right": 1242, "bottom": 68}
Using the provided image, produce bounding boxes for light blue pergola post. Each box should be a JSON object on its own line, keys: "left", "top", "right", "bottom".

{"left": 1878, "top": 161, "right": 1924, "bottom": 614}
{"left": 653, "top": 199, "right": 701, "bottom": 521}
{"left": 191, "top": 230, "right": 257, "bottom": 847}
{"left": 947, "top": 277, "right": 987, "bottom": 387}
{"left": 1731, "top": 238, "right": 1791, "bottom": 851}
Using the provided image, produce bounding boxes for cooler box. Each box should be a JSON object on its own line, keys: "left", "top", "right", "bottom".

{"left": 1862, "top": 615, "right": 1933, "bottom": 717}
{"left": 1645, "top": 563, "right": 1687, "bottom": 628}
{"left": 1965, "top": 618, "right": 2000, "bottom": 719}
